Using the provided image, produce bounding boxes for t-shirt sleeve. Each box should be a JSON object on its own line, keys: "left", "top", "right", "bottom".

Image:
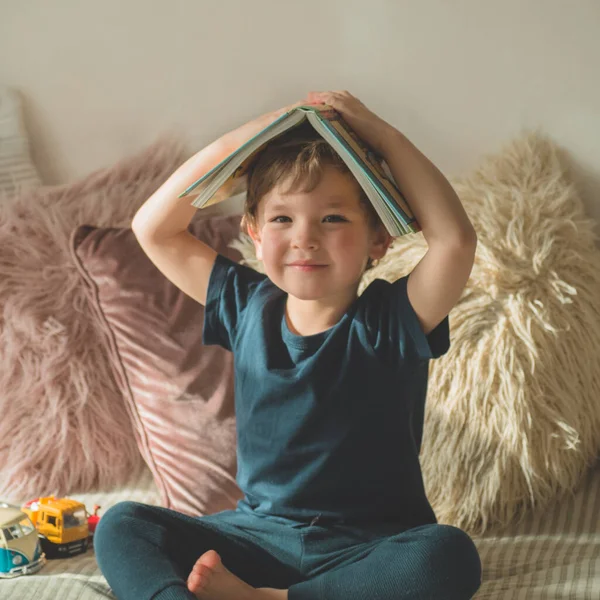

{"left": 202, "top": 253, "right": 266, "bottom": 351}
{"left": 367, "top": 275, "right": 450, "bottom": 362}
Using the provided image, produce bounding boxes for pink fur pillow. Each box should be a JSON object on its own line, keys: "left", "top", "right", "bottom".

{"left": 0, "top": 137, "right": 187, "bottom": 501}
{"left": 69, "top": 216, "right": 244, "bottom": 516}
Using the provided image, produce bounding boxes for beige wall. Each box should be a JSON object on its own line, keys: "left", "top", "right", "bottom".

{"left": 2, "top": 0, "right": 599, "bottom": 228}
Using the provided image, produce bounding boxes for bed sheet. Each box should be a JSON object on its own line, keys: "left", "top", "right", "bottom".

{"left": 2, "top": 459, "right": 599, "bottom": 599}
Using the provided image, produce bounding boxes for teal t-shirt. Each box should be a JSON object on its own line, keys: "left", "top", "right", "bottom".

{"left": 203, "top": 253, "right": 450, "bottom": 527}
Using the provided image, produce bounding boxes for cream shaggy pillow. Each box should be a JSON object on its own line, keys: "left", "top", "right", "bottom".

{"left": 0, "top": 136, "right": 188, "bottom": 502}
{"left": 229, "top": 129, "right": 600, "bottom": 535}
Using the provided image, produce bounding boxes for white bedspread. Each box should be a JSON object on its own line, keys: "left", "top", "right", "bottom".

{"left": 2, "top": 459, "right": 599, "bottom": 599}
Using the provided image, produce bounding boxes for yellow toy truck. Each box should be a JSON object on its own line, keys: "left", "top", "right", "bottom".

{"left": 21, "top": 496, "right": 90, "bottom": 559}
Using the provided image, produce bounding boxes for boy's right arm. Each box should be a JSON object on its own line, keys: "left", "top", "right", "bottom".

{"left": 131, "top": 98, "right": 308, "bottom": 305}
{"left": 131, "top": 138, "right": 228, "bottom": 307}
{"left": 133, "top": 231, "right": 218, "bottom": 306}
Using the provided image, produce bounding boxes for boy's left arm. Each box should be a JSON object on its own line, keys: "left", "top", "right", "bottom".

{"left": 380, "top": 130, "right": 478, "bottom": 337}
{"left": 304, "top": 91, "right": 477, "bottom": 337}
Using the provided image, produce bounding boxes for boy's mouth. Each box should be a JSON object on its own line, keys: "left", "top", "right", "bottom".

{"left": 288, "top": 264, "right": 328, "bottom": 271}
{"left": 288, "top": 259, "right": 327, "bottom": 266}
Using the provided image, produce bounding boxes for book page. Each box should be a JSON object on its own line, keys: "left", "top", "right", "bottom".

{"left": 321, "top": 116, "right": 417, "bottom": 223}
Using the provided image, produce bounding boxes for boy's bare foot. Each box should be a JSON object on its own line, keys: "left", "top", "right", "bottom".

{"left": 187, "top": 549, "right": 285, "bottom": 600}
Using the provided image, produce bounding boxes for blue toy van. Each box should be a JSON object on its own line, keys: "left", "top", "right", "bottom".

{"left": 0, "top": 505, "right": 46, "bottom": 578}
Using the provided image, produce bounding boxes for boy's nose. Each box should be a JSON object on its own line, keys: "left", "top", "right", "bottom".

{"left": 292, "top": 237, "right": 319, "bottom": 250}
{"left": 292, "top": 231, "right": 320, "bottom": 249}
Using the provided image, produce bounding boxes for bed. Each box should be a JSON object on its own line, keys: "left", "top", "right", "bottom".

{"left": 0, "top": 457, "right": 598, "bottom": 599}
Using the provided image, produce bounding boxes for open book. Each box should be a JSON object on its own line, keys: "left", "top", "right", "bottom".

{"left": 178, "top": 104, "right": 421, "bottom": 237}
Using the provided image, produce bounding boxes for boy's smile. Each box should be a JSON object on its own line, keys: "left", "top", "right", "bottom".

{"left": 288, "top": 264, "right": 328, "bottom": 271}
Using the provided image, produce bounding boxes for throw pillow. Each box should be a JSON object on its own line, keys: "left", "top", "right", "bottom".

{"left": 69, "top": 215, "right": 245, "bottom": 517}
{"left": 0, "top": 84, "right": 42, "bottom": 197}
{"left": 0, "top": 136, "right": 187, "bottom": 502}
{"left": 230, "top": 128, "right": 600, "bottom": 535}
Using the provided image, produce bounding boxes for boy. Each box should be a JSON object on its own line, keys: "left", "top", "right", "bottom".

{"left": 95, "top": 91, "right": 482, "bottom": 600}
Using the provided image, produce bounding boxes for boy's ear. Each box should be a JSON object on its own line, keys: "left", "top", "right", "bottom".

{"left": 247, "top": 224, "right": 264, "bottom": 260}
{"left": 370, "top": 227, "right": 393, "bottom": 260}
{"left": 247, "top": 224, "right": 260, "bottom": 243}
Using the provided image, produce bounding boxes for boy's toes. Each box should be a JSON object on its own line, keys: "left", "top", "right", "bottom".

{"left": 187, "top": 550, "right": 222, "bottom": 594}
{"left": 198, "top": 550, "right": 222, "bottom": 570}
{"left": 187, "top": 568, "right": 202, "bottom": 592}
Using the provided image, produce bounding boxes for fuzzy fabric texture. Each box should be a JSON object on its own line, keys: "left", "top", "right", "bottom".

{"left": 229, "top": 128, "right": 600, "bottom": 535}
{"left": 0, "top": 136, "right": 188, "bottom": 501}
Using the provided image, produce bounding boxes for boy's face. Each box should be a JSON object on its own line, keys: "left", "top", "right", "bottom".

{"left": 248, "top": 165, "right": 391, "bottom": 303}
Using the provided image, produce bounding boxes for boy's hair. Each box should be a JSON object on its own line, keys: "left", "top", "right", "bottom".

{"left": 240, "top": 121, "right": 386, "bottom": 272}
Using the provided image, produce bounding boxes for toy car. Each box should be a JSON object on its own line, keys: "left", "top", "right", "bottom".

{"left": 21, "top": 496, "right": 90, "bottom": 559}
{"left": 0, "top": 505, "right": 46, "bottom": 577}
{"left": 87, "top": 504, "right": 102, "bottom": 538}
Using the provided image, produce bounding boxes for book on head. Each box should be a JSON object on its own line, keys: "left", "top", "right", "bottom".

{"left": 178, "top": 104, "right": 421, "bottom": 237}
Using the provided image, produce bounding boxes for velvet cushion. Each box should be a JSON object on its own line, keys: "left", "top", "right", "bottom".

{"left": 70, "top": 215, "right": 245, "bottom": 516}
{"left": 229, "top": 129, "right": 600, "bottom": 535}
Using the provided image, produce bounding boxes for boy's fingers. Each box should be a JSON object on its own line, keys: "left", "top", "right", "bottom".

{"left": 276, "top": 101, "right": 304, "bottom": 116}
{"left": 270, "top": 99, "right": 318, "bottom": 122}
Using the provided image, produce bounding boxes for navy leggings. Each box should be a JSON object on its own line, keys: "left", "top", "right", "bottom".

{"left": 94, "top": 501, "right": 482, "bottom": 600}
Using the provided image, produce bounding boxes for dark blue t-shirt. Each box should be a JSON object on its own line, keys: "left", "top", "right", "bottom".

{"left": 203, "top": 253, "right": 450, "bottom": 528}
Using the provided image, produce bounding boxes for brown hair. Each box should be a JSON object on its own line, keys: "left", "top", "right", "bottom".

{"left": 240, "top": 121, "right": 387, "bottom": 271}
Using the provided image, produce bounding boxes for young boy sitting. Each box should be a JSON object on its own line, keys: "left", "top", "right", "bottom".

{"left": 94, "top": 91, "right": 482, "bottom": 600}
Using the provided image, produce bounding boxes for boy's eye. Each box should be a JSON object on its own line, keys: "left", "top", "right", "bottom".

{"left": 270, "top": 215, "right": 347, "bottom": 223}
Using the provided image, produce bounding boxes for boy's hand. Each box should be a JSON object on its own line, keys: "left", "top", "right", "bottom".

{"left": 306, "top": 90, "right": 398, "bottom": 156}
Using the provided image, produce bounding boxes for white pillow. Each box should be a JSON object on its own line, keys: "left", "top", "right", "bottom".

{"left": 0, "top": 84, "right": 42, "bottom": 197}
